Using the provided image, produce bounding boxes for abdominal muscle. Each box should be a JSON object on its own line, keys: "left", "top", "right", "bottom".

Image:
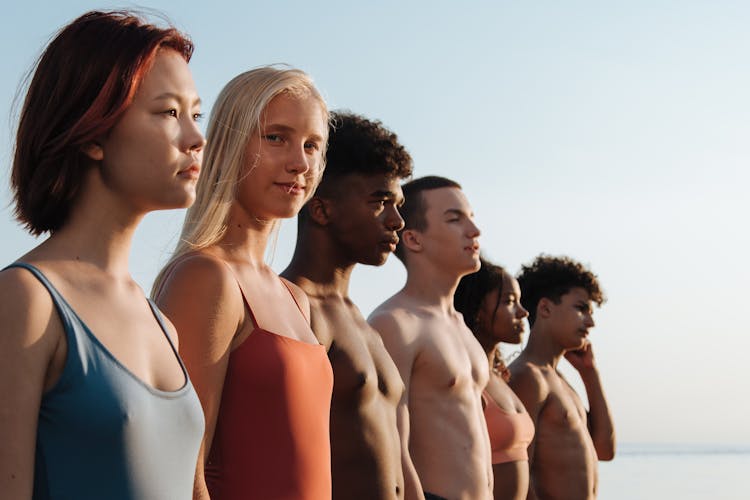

{"left": 408, "top": 385, "right": 492, "bottom": 500}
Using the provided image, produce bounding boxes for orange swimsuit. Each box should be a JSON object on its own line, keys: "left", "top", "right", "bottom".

{"left": 482, "top": 391, "right": 535, "bottom": 464}
{"left": 205, "top": 279, "right": 333, "bottom": 500}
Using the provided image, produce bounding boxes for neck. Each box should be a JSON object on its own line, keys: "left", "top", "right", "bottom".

{"left": 283, "top": 228, "right": 354, "bottom": 296}
{"left": 39, "top": 202, "right": 140, "bottom": 278}
{"left": 219, "top": 206, "right": 279, "bottom": 265}
{"left": 401, "top": 262, "right": 461, "bottom": 314}
{"left": 522, "top": 324, "right": 566, "bottom": 368}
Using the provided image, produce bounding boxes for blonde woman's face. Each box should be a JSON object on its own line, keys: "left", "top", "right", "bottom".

{"left": 236, "top": 92, "right": 327, "bottom": 221}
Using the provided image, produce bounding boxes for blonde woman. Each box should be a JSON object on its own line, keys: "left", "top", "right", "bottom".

{"left": 153, "top": 67, "right": 332, "bottom": 500}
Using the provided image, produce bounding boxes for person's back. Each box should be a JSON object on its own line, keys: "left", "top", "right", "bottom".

{"left": 508, "top": 255, "right": 615, "bottom": 500}
{"left": 282, "top": 112, "right": 420, "bottom": 499}
{"left": 369, "top": 176, "right": 493, "bottom": 500}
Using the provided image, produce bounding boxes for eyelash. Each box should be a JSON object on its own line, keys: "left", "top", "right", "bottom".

{"left": 164, "top": 109, "right": 203, "bottom": 122}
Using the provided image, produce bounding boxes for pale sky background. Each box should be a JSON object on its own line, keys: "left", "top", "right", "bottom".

{"left": 1, "top": 1, "right": 748, "bottom": 447}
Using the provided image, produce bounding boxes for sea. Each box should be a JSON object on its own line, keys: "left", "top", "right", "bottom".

{"left": 598, "top": 443, "right": 750, "bottom": 499}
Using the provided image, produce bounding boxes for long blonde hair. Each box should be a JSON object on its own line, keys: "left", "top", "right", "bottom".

{"left": 152, "top": 66, "right": 329, "bottom": 296}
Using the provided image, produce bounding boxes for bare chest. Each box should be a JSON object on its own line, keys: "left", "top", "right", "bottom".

{"left": 313, "top": 301, "right": 403, "bottom": 405}
{"left": 539, "top": 374, "right": 589, "bottom": 434}
{"left": 414, "top": 321, "right": 489, "bottom": 393}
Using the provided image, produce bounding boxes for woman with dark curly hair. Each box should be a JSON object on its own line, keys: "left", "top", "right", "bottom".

{"left": 0, "top": 10, "right": 206, "bottom": 499}
{"left": 454, "top": 257, "right": 535, "bottom": 500}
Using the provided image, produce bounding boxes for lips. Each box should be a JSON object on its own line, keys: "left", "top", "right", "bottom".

{"left": 177, "top": 163, "right": 200, "bottom": 180}
{"left": 464, "top": 242, "right": 480, "bottom": 254}
{"left": 380, "top": 235, "right": 399, "bottom": 252}
{"left": 276, "top": 181, "right": 306, "bottom": 195}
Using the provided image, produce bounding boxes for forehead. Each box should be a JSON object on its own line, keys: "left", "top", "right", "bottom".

{"left": 561, "top": 287, "right": 592, "bottom": 303}
{"left": 422, "top": 187, "right": 471, "bottom": 218}
{"left": 338, "top": 173, "right": 403, "bottom": 197}
{"left": 262, "top": 92, "right": 327, "bottom": 136}
{"left": 501, "top": 273, "right": 521, "bottom": 295}
{"left": 135, "top": 49, "right": 196, "bottom": 100}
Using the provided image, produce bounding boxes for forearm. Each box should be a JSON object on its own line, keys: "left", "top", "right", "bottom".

{"left": 581, "top": 369, "right": 615, "bottom": 460}
{"left": 402, "top": 452, "right": 425, "bottom": 500}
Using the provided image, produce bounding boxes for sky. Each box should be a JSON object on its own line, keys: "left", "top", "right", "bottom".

{"left": 1, "top": 1, "right": 748, "bottom": 446}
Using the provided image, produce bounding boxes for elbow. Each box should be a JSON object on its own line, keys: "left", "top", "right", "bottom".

{"left": 596, "top": 438, "right": 616, "bottom": 461}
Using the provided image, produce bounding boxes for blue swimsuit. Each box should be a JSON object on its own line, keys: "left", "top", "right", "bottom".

{"left": 5, "top": 263, "right": 204, "bottom": 500}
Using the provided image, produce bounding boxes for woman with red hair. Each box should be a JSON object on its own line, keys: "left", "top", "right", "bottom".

{"left": 0, "top": 11, "right": 206, "bottom": 499}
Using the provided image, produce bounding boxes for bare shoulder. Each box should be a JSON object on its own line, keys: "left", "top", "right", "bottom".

{"left": 0, "top": 266, "right": 63, "bottom": 393}
{"left": 279, "top": 276, "right": 311, "bottom": 321}
{"left": 0, "top": 267, "right": 60, "bottom": 346}
{"left": 368, "top": 297, "right": 422, "bottom": 345}
{"left": 156, "top": 253, "right": 241, "bottom": 307}
{"left": 508, "top": 358, "right": 550, "bottom": 403}
{"left": 154, "top": 252, "right": 243, "bottom": 346}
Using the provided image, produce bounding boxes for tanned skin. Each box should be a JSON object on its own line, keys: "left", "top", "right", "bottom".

{"left": 509, "top": 287, "right": 615, "bottom": 500}
{"left": 282, "top": 173, "right": 423, "bottom": 500}
{"left": 369, "top": 186, "right": 493, "bottom": 500}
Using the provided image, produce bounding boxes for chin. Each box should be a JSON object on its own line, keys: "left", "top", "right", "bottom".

{"left": 362, "top": 253, "right": 389, "bottom": 267}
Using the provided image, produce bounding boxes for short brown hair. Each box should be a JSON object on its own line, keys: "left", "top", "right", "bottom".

{"left": 393, "top": 175, "right": 461, "bottom": 262}
{"left": 12, "top": 10, "right": 193, "bottom": 235}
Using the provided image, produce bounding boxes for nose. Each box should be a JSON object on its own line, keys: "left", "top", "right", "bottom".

{"left": 467, "top": 218, "right": 481, "bottom": 238}
{"left": 584, "top": 313, "right": 595, "bottom": 328}
{"left": 385, "top": 205, "right": 405, "bottom": 232}
{"left": 182, "top": 116, "right": 206, "bottom": 153}
{"left": 517, "top": 303, "right": 529, "bottom": 319}
{"left": 286, "top": 143, "right": 311, "bottom": 176}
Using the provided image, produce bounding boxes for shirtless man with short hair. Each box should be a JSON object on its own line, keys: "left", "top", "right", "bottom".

{"left": 509, "top": 255, "right": 615, "bottom": 500}
{"left": 369, "top": 176, "right": 493, "bottom": 500}
{"left": 282, "top": 112, "right": 422, "bottom": 500}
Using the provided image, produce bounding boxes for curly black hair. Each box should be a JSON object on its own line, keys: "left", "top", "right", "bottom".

{"left": 454, "top": 256, "right": 506, "bottom": 333}
{"left": 314, "top": 111, "right": 413, "bottom": 197}
{"left": 517, "top": 255, "right": 605, "bottom": 326}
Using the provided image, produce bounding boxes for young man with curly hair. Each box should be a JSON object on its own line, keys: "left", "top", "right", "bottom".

{"left": 509, "top": 255, "right": 616, "bottom": 500}
{"left": 369, "top": 176, "right": 493, "bottom": 500}
{"left": 282, "top": 111, "right": 422, "bottom": 499}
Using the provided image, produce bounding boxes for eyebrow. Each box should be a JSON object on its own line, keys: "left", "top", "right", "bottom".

{"left": 264, "top": 123, "right": 324, "bottom": 142}
{"left": 444, "top": 208, "right": 472, "bottom": 217}
{"left": 153, "top": 92, "right": 202, "bottom": 107}
{"left": 370, "top": 190, "right": 399, "bottom": 199}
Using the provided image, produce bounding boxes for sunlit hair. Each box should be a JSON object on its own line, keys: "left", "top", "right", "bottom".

{"left": 152, "top": 66, "right": 329, "bottom": 295}
{"left": 393, "top": 175, "right": 461, "bottom": 262}
{"left": 12, "top": 10, "right": 193, "bottom": 235}
{"left": 517, "top": 254, "right": 606, "bottom": 326}
{"left": 454, "top": 256, "right": 507, "bottom": 334}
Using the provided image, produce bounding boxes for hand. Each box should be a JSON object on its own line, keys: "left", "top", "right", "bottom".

{"left": 564, "top": 340, "right": 596, "bottom": 373}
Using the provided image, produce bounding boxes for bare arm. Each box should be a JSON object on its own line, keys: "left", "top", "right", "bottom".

{"left": 564, "top": 344, "right": 616, "bottom": 461}
{"left": 508, "top": 364, "right": 548, "bottom": 500}
{"left": 369, "top": 311, "right": 425, "bottom": 500}
{"left": 155, "top": 256, "right": 243, "bottom": 500}
{"left": 0, "top": 270, "right": 62, "bottom": 499}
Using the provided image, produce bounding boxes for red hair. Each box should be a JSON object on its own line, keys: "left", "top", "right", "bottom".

{"left": 12, "top": 10, "right": 194, "bottom": 235}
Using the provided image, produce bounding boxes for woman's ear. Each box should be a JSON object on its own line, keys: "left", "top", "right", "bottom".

{"left": 81, "top": 142, "right": 103, "bottom": 161}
